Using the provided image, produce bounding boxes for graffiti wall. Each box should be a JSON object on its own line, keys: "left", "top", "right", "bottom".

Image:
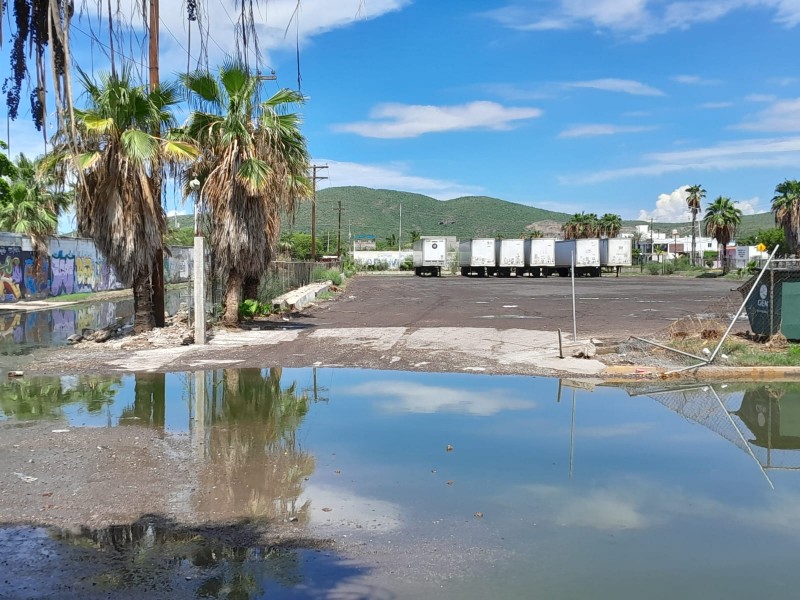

{"left": 0, "top": 232, "right": 193, "bottom": 303}
{"left": 353, "top": 250, "right": 414, "bottom": 270}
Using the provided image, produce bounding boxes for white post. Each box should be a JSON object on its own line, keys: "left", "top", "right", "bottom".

{"left": 193, "top": 236, "right": 206, "bottom": 345}
{"left": 571, "top": 250, "right": 577, "bottom": 341}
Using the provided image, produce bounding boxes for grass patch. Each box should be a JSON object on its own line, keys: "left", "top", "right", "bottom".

{"left": 315, "top": 291, "right": 337, "bottom": 301}
{"left": 670, "top": 335, "right": 800, "bottom": 367}
{"left": 48, "top": 292, "right": 101, "bottom": 303}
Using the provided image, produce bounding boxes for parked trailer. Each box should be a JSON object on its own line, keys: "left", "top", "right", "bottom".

{"left": 494, "top": 239, "right": 525, "bottom": 276}
{"left": 524, "top": 238, "right": 556, "bottom": 277}
{"left": 459, "top": 238, "right": 496, "bottom": 277}
{"left": 551, "top": 239, "right": 601, "bottom": 277}
{"left": 599, "top": 237, "right": 633, "bottom": 276}
{"left": 413, "top": 238, "right": 447, "bottom": 276}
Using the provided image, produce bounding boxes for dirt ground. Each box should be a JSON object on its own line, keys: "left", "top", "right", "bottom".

{"left": 19, "top": 273, "right": 741, "bottom": 379}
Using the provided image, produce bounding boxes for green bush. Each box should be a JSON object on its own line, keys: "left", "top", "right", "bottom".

{"left": 662, "top": 262, "right": 676, "bottom": 275}
{"left": 238, "top": 299, "right": 270, "bottom": 319}
{"left": 399, "top": 256, "right": 414, "bottom": 271}
{"left": 646, "top": 262, "right": 661, "bottom": 275}
{"left": 311, "top": 267, "right": 343, "bottom": 286}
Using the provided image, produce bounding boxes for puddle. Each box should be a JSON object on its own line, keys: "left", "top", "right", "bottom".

{"left": 2, "top": 370, "right": 800, "bottom": 598}
{"left": 0, "top": 289, "right": 190, "bottom": 356}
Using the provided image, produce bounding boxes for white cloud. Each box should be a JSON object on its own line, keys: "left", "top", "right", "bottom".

{"left": 483, "top": 1, "right": 800, "bottom": 39}
{"left": 701, "top": 101, "right": 733, "bottom": 109}
{"left": 638, "top": 187, "right": 760, "bottom": 221}
{"left": 316, "top": 159, "right": 481, "bottom": 199}
{"left": 564, "top": 136, "right": 800, "bottom": 183}
{"left": 347, "top": 381, "right": 536, "bottom": 416}
{"left": 559, "top": 124, "right": 656, "bottom": 138}
{"left": 565, "top": 78, "right": 664, "bottom": 96}
{"left": 672, "top": 74, "right": 722, "bottom": 85}
{"left": 746, "top": 93, "right": 778, "bottom": 103}
{"left": 638, "top": 186, "right": 692, "bottom": 221}
{"left": 736, "top": 97, "right": 800, "bottom": 131}
{"left": 333, "top": 101, "right": 543, "bottom": 139}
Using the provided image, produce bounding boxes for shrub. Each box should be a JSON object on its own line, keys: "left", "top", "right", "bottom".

{"left": 399, "top": 256, "right": 414, "bottom": 271}
{"left": 238, "top": 299, "right": 270, "bottom": 319}
{"left": 646, "top": 262, "right": 661, "bottom": 275}
{"left": 311, "top": 267, "right": 343, "bottom": 286}
{"left": 662, "top": 262, "right": 676, "bottom": 275}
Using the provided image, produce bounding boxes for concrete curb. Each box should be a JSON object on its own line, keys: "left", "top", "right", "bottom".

{"left": 272, "top": 281, "right": 332, "bottom": 311}
{"left": 603, "top": 365, "right": 800, "bottom": 381}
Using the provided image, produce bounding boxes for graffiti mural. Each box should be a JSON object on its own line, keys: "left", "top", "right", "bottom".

{"left": 75, "top": 256, "right": 96, "bottom": 292}
{"left": 50, "top": 250, "right": 76, "bottom": 296}
{"left": 24, "top": 255, "right": 50, "bottom": 299}
{"left": 0, "top": 246, "right": 25, "bottom": 302}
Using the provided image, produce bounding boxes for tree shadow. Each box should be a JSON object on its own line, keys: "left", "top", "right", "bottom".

{"left": 0, "top": 514, "right": 395, "bottom": 600}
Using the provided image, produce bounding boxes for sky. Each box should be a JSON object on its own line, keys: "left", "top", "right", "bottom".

{"left": 2, "top": 0, "right": 800, "bottom": 230}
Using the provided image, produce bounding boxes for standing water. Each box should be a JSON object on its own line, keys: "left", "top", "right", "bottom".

{"left": 1, "top": 369, "right": 800, "bottom": 599}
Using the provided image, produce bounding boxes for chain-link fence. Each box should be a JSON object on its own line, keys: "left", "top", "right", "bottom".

{"left": 634, "top": 383, "right": 800, "bottom": 478}
{"left": 616, "top": 259, "right": 800, "bottom": 370}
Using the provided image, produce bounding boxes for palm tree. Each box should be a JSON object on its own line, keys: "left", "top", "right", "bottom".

{"left": 772, "top": 179, "right": 800, "bottom": 257}
{"left": 47, "top": 67, "right": 195, "bottom": 332}
{"left": 0, "top": 154, "right": 72, "bottom": 254}
{"left": 704, "top": 196, "right": 742, "bottom": 273}
{"left": 562, "top": 212, "right": 600, "bottom": 239}
{"left": 181, "top": 63, "right": 311, "bottom": 326}
{"left": 686, "top": 184, "right": 705, "bottom": 265}
{"left": 599, "top": 213, "right": 622, "bottom": 238}
{"left": 408, "top": 230, "right": 421, "bottom": 245}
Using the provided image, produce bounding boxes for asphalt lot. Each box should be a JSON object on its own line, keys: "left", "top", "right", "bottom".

{"left": 308, "top": 273, "right": 741, "bottom": 340}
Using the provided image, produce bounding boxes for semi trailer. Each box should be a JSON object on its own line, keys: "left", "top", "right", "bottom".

{"left": 459, "top": 238, "right": 496, "bottom": 276}
{"left": 494, "top": 239, "right": 525, "bottom": 276}
{"left": 524, "top": 238, "right": 556, "bottom": 277}
{"left": 413, "top": 238, "right": 447, "bottom": 276}
{"left": 552, "top": 239, "right": 601, "bottom": 277}
{"left": 599, "top": 237, "right": 633, "bottom": 276}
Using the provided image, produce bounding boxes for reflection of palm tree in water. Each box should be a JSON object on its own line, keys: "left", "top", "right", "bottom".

{"left": 0, "top": 376, "right": 121, "bottom": 420}
{"left": 120, "top": 373, "right": 166, "bottom": 428}
{"left": 198, "top": 368, "right": 315, "bottom": 522}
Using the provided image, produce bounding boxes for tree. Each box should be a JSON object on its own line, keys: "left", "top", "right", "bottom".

{"left": 408, "top": 230, "right": 421, "bottom": 245}
{"left": 181, "top": 64, "right": 311, "bottom": 326}
{"left": 599, "top": 213, "right": 622, "bottom": 238}
{"left": 47, "top": 67, "right": 196, "bottom": 332}
{"left": 562, "top": 212, "right": 600, "bottom": 239}
{"left": 704, "top": 196, "right": 742, "bottom": 273}
{"left": 0, "top": 154, "right": 72, "bottom": 254}
{"left": 772, "top": 179, "right": 800, "bottom": 257}
{"left": 686, "top": 184, "right": 705, "bottom": 265}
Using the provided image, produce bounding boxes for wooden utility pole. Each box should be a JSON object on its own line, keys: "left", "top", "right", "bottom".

{"left": 337, "top": 198, "right": 342, "bottom": 257}
{"left": 310, "top": 165, "right": 328, "bottom": 261}
{"left": 149, "top": 0, "right": 166, "bottom": 328}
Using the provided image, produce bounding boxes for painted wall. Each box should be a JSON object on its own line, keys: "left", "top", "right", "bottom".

{"left": 0, "top": 233, "right": 193, "bottom": 303}
{"left": 353, "top": 250, "right": 414, "bottom": 270}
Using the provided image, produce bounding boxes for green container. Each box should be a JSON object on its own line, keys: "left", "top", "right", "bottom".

{"left": 745, "top": 271, "right": 800, "bottom": 340}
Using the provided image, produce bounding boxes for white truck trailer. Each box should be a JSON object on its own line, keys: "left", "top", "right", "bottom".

{"left": 551, "top": 239, "right": 601, "bottom": 277}
{"left": 599, "top": 237, "right": 633, "bottom": 276}
{"left": 412, "top": 238, "right": 447, "bottom": 276}
{"left": 494, "top": 239, "right": 525, "bottom": 276}
{"left": 524, "top": 238, "right": 556, "bottom": 277}
{"left": 459, "top": 238, "right": 496, "bottom": 277}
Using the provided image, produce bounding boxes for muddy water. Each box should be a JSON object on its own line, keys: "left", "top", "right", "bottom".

{"left": 2, "top": 371, "right": 800, "bottom": 599}
{"left": 0, "top": 288, "right": 190, "bottom": 356}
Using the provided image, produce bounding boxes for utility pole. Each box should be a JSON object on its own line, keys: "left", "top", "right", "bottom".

{"left": 149, "top": 0, "right": 166, "bottom": 328}
{"left": 337, "top": 198, "right": 342, "bottom": 258}
{"left": 310, "top": 165, "right": 328, "bottom": 261}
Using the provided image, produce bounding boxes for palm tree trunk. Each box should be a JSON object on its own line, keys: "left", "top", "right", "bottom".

{"left": 691, "top": 215, "right": 697, "bottom": 267}
{"left": 132, "top": 271, "right": 155, "bottom": 333}
{"left": 243, "top": 276, "right": 260, "bottom": 301}
{"left": 222, "top": 268, "right": 243, "bottom": 327}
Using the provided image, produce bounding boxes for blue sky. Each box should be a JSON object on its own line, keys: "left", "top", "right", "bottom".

{"left": 2, "top": 0, "right": 800, "bottom": 227}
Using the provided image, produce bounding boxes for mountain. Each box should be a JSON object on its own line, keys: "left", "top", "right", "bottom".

{"left": 281, "top": 186, "right": 776, "bottom": 242}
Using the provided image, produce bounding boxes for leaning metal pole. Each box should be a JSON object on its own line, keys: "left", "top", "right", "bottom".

{"left": 707, "top": 244, "right": 780, "bottom": 364}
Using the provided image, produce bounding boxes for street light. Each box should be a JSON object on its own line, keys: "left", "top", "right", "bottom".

{"left": 672, "top": 228, "right": 678, "bottom": 264}
{"left": 189, "top": 178, "right": 201, "bottom": 235}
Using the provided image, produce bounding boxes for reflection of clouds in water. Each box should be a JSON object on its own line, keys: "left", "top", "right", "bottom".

{"left": 348, "top": 381, "right": 535, "bottom": 416}
{"left": 302, "top": 484, "right": 402, "bottom": 532}
{"left": 521, "top": 480, "right": 800, "bottom": 533}
{"left": 575, "top": 423, "right": 654, "bottom": 438}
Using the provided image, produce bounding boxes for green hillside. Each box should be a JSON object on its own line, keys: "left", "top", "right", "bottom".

{"left": 283, "top": 186, "right": 574, "bottom": 241}
{"left": 170, "top": 185, "right": 777, "bottom": 244}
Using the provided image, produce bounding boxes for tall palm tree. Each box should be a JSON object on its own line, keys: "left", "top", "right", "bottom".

{"left": 772, "top": 179, "right": 800, "bottom": 257}
{"left": 562, "top": 212, "right": 600, "bottom": 239}
{"left": 0, "top": 154, "right": 72, "bottom": 254}
{"left": 181, "top": 63, "right": 311, "bottom": 326}
{"left": 599, "top": 213, "right": 622, "bottom": 238}
{"left": 686, "top": 184, "right": 705, "bottom": 265}
{"left": 704, "top": 196, "right": 742, "bottom": 273}
{"left": 47, "top": 67, "right": 195, "bottom": 332}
